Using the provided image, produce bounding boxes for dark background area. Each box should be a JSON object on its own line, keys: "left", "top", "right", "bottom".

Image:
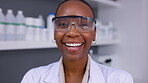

{"left": 0, "top": 0, "right": 61, "bottom": 18}
{"left": 0, "top": 49, "right": 61, "bottom": 83}
{"left": 0, "top": 0, "right": 98, "bottom": 83}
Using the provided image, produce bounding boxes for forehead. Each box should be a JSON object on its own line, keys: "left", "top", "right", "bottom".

{"left": 56, "top": 1, "right": 94, "bottom": 18}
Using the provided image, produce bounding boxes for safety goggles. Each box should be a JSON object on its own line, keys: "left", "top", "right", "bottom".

{"left": 52, "top": 15, "right": 96, "bottom": 32}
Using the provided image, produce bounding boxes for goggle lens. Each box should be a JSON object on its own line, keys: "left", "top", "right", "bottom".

{"left": 53, "top": 16, "right": 96, "bottom": 32}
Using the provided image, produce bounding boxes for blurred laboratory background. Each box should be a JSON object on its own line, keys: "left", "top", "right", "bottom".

{"left": 0, "top": 0, "right": 148, "bottom": 83}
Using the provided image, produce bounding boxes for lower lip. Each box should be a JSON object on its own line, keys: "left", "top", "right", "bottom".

{"left": 64, "top": 44, "right": 82, "bottom": 52}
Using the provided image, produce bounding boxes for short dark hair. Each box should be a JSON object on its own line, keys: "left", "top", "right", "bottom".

{"left": 55, "top": 0, "right": 95, "bottom": 18}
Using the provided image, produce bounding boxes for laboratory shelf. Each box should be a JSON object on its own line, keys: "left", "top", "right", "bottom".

{"left": 0, "top": 39, "right": 119, "bottom": 51}
{"left": 95, "top": 39, "right": 119, "bottom": 46}
{"left": 0, "top": 41, "right": 52, "bottom": 51}
{"left": 88, "top": 0, "right": 120, "bottom": 8}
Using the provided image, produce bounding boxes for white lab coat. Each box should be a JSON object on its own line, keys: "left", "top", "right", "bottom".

{"left": 21, "top": 56, "right": 134, "bottom": 83}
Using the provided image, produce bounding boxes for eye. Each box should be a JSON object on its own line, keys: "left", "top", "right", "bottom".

{"left": 58, "top": 23, "right": 68, "bottom": 27}
{"left": 80, "top": 24, "right": 89, "bottom": 28}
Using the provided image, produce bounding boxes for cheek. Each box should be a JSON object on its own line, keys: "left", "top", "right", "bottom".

{"left": 82, "top": 32, "right": 94, "bottom": 49}
{"left": 83, "top": 33, "right": 94, "bottom": 43}
{"left": 54, "top": 32, "right": 65, "bottom": 46}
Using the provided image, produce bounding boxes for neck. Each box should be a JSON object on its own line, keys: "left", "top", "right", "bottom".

{"left": 63, "top": 55, "right": 88, "bottom": 75}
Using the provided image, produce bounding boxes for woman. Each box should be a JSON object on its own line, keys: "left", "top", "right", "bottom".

{"left": 21, "top": 0, "right": 134, "bottom": 83}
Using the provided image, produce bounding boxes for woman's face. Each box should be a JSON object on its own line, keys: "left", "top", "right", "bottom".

{"left": 54, "top": 1, "right": 96, "bottom": 61}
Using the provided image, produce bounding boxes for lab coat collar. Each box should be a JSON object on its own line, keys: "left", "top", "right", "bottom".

{"left": 89, "top": 55, "right": 106, "bottom": 83}
{"left": 44, "top": 58, "right": 62, "bottom": 83}
{"left": 44, "top": 55, "right": 106, "bottom": 83}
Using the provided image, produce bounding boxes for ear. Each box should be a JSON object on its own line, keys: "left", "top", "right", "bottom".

{"left": 92, "top": 27, "right": 96, "bottom": 41}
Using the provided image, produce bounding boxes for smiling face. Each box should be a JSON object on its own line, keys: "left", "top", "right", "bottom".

{"left": 54, "top": 1, "right": 96, "bottom": 61}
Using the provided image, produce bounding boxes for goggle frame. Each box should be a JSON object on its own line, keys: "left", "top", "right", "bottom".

{"left": 52, "top": 15, "right": 96, "bottom": 32}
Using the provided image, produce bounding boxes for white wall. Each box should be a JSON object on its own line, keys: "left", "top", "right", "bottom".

{"left": 98, "top": 0, "right": 148, "bottom": 83}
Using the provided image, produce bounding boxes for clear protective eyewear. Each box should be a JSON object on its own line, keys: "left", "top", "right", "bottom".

{"left": 52, "top": 15, "right": 96, "bottom": 32}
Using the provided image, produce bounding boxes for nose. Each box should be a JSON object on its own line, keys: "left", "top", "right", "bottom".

{"left": 66, "top": 23, "right": 80, "bottom": 38}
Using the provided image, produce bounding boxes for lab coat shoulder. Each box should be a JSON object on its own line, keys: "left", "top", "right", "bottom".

{"left": 21, "top": 57, "right": 134, "bottom": 83}
{"left": 97, "top": 64, "right": 134, "bottom": 83}
{"left": 21, "top": 62, "right": 58, "bottom": 83}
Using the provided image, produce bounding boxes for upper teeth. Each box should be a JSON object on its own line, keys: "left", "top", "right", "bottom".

{"left": 65, "top": 43, "right": 82, "bottom": 46}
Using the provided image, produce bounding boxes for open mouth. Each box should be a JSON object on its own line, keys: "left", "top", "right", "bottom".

{"left": 64, "top": 43, "right": 83, "bottom": 47}
{"left": 63, "top": 43, "right": 83, "bottom": 52}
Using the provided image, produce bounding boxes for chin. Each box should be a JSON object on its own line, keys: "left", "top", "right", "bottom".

{"left": 62, "top": 52, "right": 87, "bottom": 61}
